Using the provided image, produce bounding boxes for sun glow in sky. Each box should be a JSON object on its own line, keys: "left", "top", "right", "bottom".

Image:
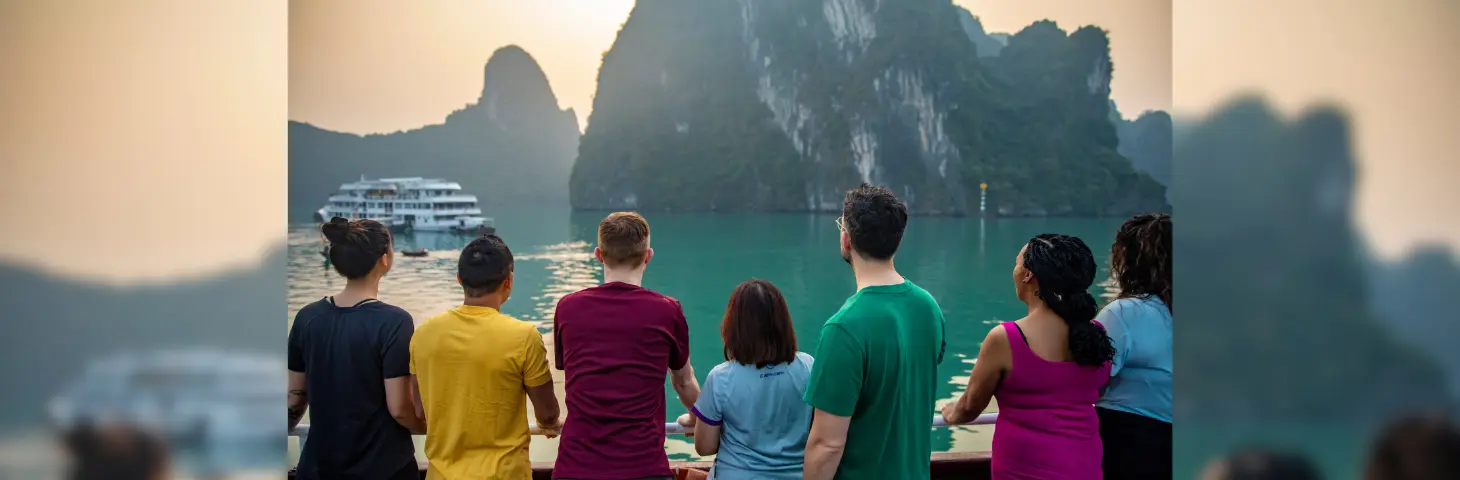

{"left": 1, "top": 0, "right": 1455, "bottom": 281}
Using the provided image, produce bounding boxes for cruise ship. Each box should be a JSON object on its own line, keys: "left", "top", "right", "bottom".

{"left": 314, "top": 177, "right": 495, "bottom": 234}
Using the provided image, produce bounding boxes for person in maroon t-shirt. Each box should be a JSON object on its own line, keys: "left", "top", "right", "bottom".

{"left": 552, "top": 212, "right": 702, "bottom": 480}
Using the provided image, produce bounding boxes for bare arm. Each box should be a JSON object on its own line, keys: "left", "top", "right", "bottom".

{"left": 693, "top": 419, "right": 721, "bottom": 456}
{"left": 941, "top": 325, "right": 1009, "bottom": 424}
{"left": 525, "top": 382, "right": 561, "bottom": 437}
{"left": 385, "top": 376, "right": 426, "bottom": 434}
{"left": 670, "top": 363, "right": 701, "bottom": 420}
{"left": 803, "top": 409, "right": 852, "bottom": 480}
{"left": 411, "top": 376, "right": 426, "bottom": 426}
{"left": 287, "top": 371, "right": 307, "bottom": 431}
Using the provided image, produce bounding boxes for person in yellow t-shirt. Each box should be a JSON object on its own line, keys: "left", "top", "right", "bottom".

{"left": 410, "top": 234, "right": 562, "bottom": 479}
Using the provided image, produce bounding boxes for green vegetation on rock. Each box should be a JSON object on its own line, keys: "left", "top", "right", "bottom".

{"left": 571, "top": 0, "right": 1168, "bottom": 216}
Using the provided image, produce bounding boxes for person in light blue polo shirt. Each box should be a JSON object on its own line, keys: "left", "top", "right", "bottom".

{"left": 691, "top": 279, "right": 814, "bottom": 480}
{"left": 1095, "top": 213, "right": 1173, "bottom": 480}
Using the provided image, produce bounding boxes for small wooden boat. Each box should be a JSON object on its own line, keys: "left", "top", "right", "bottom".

{"left": 400, "top": 249, "right": 429, "bottom": 257}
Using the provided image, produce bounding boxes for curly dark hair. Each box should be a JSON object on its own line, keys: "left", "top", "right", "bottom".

{"left": 1023, "top": 234, "right": 1115, "bottom": 367}
{"left": 1110, "top": 213, "right": 1172, "bottom": 313}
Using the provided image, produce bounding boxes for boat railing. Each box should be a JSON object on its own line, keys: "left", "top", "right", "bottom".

{"left": 288, "top": 413, "right": 996, "bottom": 446}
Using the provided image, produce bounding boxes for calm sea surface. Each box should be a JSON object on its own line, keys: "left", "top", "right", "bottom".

{"left": 287, "top": 206, "right": 1126, "bottom": 464}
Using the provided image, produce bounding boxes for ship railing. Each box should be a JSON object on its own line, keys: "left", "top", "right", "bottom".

{"left": 288, "top": 413, "right": 996, "bottom": 446}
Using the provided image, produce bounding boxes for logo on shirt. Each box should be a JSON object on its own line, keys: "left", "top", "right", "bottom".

{"left": 759, "top": 371, "right": 786, "bottom": 379}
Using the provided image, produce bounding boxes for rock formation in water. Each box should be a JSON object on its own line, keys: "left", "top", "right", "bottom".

{"left": 570, "top": 0, "right": 1168, "bottom": 216}
{"left": 1111, "top": 105, "right": 1173, "bottom": 189}
{"left": 1174, "top": 95, "right": 1452, "bottom": 421}
{"left": 289, "top": 46, "right": 580, "bottom": 221}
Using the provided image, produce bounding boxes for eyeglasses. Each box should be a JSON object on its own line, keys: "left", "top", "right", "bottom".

{"left": 835, "top": 216, "right": 846, "bottom": 233}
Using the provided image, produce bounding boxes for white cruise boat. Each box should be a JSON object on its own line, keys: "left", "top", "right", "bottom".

{"left": 314, "top": 176, "right": 495, "bottom": 234}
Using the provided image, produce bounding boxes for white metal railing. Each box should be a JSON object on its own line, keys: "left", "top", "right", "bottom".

{"left": 289, "top": 413, "right": 997, "bottom": 446}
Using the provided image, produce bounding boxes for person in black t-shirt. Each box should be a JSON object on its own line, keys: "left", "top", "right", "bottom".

{"left": 289, "top": 217, "right": 424, "bottom": 480}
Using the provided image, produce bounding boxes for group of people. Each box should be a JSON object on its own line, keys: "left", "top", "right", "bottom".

{"left": 286, "top": 183, "right": 1174, "bottom": 480}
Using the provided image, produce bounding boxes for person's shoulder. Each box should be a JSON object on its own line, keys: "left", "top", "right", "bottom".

{"left": 633, "top": 288, "right": 686, "bottom": 322}
{"left": 294, "top": 298, "right": 332, "bottom": 319}
{"left": 985, "top": 322, "right": 1010, "bottom": 343}
{"left": 1105, "top": 296, "right": 1168, "bottom": 320}
{"left": 414, "top": 308, "right": 456, "bottom": 334}
{"left": 635, "top": 287, "right": 682, "bottom": 308}
{"left": 364, "top": 300, "right": 412, "bottom": 318}
{"left": 290, "top": 298, "right": 333, "bottom": 332}
{"left": 498, "top": 312, "right": 542, "bottom": 335}
{"left": 707, "top": 360, "right": 738, "bottom": 378}
{"left": 558, "top": 287, "right": 590, "bottom": 304}
{"left": 903, "top": 280, "right": 944, "bottom": 306}
{"left": 794, "top": 351, "right": 815, "bottom": 369}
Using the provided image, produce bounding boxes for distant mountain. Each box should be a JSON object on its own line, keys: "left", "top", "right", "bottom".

{"left": 289, "top": 45, "right": 580, "bottom": 222}
{"left": 1369, "top": 244, "right": 1460, "bottom": 399}
{"left": 1174, "top": 95, "right": 1452, "bottom": 422}
{"left": 570, "top": 0, "right": 1167, "bottom": 216}
{"left": 953, "top": 6, "right": 1009, "bottom": 58}
{"left": 1111, "top": 105, "right": 1173, "bottom": 189}
{"left": 0, "top": 247, "right": 286, "bottom": 429}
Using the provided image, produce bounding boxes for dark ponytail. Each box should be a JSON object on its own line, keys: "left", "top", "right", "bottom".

{"left": 320, "top": 216, "right": 392, "bottom": 279}
{"left": 1023, "top": 234, "right": 1115, "bottom": 367}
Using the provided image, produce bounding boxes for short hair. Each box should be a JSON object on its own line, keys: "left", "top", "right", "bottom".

{"left": 321, "top": 217, "right": 392, "bottom": 279}
{"left": 597, "top": 212, "right": 650, "bottom": 267}
{"left": 1364, "top": 414, "right": 1460, "bottom": 480}
{"left": 720, "top": 279, "right": 797, "bottom": 368}
{"left": 459, "top": 234, "right": 513, "bottom": 297}
{"left": 842, "top": 183, "right": 908, "bottom": 260}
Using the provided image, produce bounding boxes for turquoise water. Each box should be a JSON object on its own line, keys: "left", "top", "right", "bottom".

{"left": 287, "top": 206, "right": 1127, "bottom": 461}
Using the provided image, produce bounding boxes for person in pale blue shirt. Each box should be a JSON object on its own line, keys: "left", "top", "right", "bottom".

{"left": 691, "top": 279, "right": 814, "bottom": 480}
{"left": 1095, "top": 213, "right": 1173, "bottom": 480}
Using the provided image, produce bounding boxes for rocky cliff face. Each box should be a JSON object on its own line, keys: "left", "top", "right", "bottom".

{"left": 289, "top": 46, "right": 579, "bottom": 221}
{"left": 571, "top": 0, "right": 1167, "bottom": 216}
{"left": 1173, "top": 96, "right": 1453, "bottom": 421}
{"left": 1113, "top": 107, "right": 1174, "bottom": 189}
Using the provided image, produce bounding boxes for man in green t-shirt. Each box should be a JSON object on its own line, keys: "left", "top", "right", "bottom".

{"left": 804, "top": 183, "right": 947, "bottom": 480}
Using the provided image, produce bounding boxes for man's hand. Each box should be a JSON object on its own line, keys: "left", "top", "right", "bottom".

{"left": 940, "top": 401, "right": 964, "bottom": 425}
{"left": 536, "top": 418, "right": 562, "bottom": 439}
{"left": 676, "top": 413, "right": 696, "bottom": 437}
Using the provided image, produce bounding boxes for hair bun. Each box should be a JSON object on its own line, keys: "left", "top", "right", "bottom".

{"left": 321, "top": 217, "right": 351, "bottom": 243}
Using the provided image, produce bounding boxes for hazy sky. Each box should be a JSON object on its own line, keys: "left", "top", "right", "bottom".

{"left": 1173, "top": 0, "right": 1460, "bottom": 260}
{"left": 289, "top": 0, "right": 1172, "bottom": 135}
{"left": 0, "top": 1, "right": 287, "bottom": 282}
{"left": 2, "top": 0, "right": 1456, "bottom": 281}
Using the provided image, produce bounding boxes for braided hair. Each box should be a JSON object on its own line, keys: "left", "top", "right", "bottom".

{"left": 1022, "top": 234, "right": 1115, "bottom": 367}
{"left": 1111, "top": 213, "right": 1173, "bottom": 313}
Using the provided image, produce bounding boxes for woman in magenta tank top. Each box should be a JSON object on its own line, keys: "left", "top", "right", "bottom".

{"left": 943, "top": 234, "right": 1115, "bottom": 479}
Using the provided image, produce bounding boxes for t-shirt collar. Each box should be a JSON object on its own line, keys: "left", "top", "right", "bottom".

{"left": 455, "top": 304, "right": 501, "bottom": 315}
